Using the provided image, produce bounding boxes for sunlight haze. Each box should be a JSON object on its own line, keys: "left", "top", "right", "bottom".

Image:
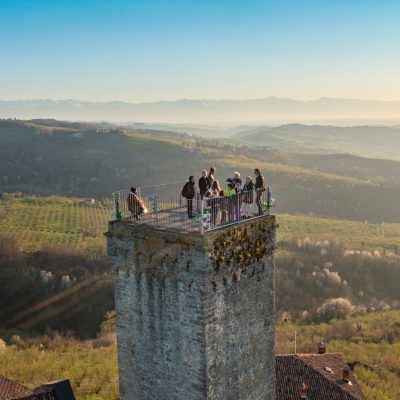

{"left": 1, "top": 0, "right": 400, "bottom": 103}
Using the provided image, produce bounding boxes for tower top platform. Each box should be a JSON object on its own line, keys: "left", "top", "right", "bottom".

{"left": 111, "top": 181, "right": 274, "bottom": 234}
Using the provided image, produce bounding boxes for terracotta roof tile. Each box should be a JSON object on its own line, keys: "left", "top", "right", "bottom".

{"left": 276, "top": 353, "right": 366, "bottom": 400}
{"left": 10, "top": 391, "right": 56, "bottom": 400}
{"left": 0, "top": 376, "right": 32, "bottom": 400}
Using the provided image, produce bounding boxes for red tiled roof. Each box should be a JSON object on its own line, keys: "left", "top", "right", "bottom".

{"left": 276, "top": 353, "right": 366, "bottom": 400}
{"left": 0, "top": 376, "right": 32, "bottom": 400}
{"left": 10, "top": 391, "right": 56, "bottom": 400}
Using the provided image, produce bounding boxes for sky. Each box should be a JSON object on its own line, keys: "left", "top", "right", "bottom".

{"left": 1, "top": 0, "right": 400, "bottom": 102}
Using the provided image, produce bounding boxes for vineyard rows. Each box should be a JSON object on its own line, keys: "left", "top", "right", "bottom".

{"left": 0, "top": 195, "right": 111, "bottom": 251}
{"left": 2, "top": 193, "right": 400, "bottom": 253}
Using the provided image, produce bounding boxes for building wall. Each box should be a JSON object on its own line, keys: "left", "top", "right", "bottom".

{"left": 107, "top": 216, "right": 276, "bottom": 400}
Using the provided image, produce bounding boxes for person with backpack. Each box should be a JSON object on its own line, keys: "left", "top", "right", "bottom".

{"left": 127, "top": 187, "right": 144, "bottom": 220}
{"left": 254, "top": 168, "right": 265, "bottom": 215}
{"left": 181, "top": 176, "right": 196, "bottom": 219}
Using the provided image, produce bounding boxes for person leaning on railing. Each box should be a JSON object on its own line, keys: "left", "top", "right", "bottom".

{"left": 254, "top": 168, "right": 266, "bottom": 216}
{"left": 181, "top": 176, "right": 196, "bottom": 219}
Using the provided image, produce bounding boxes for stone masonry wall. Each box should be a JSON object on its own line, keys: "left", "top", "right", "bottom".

{"left": 107, "top": 215, "right": 277, "bottom": 400}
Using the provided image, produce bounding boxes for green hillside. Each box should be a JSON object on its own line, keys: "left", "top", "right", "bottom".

{"left": 1, "top": 119, "right": 400, "bottom": 223}
{"left": 1, "top": 193, "right": 400, "bottom": 339}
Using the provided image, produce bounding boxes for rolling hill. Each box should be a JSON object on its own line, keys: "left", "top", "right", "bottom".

{"left": 1, "top": 119, "right": 400, "bottom": 223}
{"left": 1, "top": 192, "right": 400, "bottom": 340}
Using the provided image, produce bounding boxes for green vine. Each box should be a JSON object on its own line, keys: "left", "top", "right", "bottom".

{"left": 210, "top": 221, "right": 276, "bottom": 273}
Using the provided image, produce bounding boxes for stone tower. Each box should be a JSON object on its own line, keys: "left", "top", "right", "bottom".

{"left": 107, "top": 214, "right": 277, "bottom": 400}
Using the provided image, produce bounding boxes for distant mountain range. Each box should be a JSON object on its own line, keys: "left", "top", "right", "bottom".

{"left": 1, "top": 97, "right": 400, "bottom": 125}
{"left": 234, "top": 124, "right": 400, "bottom": 160}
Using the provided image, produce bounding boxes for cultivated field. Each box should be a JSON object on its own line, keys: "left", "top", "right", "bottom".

{"left": 2, "top": 193, "right": 400, "bottom": 253}
{"left": 0, "top": 194, "right": 110, "bottom": 251}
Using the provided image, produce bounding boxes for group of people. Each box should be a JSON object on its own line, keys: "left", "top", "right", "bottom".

{"left": 181, "top": 167, "right": 266, "bottom": 223}
{"left": 126, "top": 167, "right": 266, "bottom": 225}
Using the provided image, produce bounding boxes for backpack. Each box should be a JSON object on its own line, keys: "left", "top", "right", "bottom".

{"left": 181, "top": 183, "right": 189, "bottom": 198}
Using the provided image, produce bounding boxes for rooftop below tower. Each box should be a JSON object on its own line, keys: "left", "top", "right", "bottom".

{"left": 111, "top": 181, "right": 274, "bottom": 233}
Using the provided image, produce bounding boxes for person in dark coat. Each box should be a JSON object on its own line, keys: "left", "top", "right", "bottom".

{"left": 199, "top": 170, "right": 210, "bottom": 199}
{"left": 127, "top": 187, "right": 144, "bottom": 220}
{"left": 182, "top": 176, "right": 196, "bottom": 218}
{"left": 254, "top": 168, "right": 265, "bottom": 215}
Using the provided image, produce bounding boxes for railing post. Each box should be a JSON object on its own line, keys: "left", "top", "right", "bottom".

{"left": 112, "top": 192, "right": 122, "bottom": 221}
{"left": 153, "top": 185, "right": 159, "bottom": 226}
{"left": 111, "top": 193, "right": 118, "bottom": 221}
{"left": 200, "top": 196, "right": 204, "bottom": 234}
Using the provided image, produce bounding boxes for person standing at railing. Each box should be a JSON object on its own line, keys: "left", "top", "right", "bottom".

{"left": 127, "top": 187, "right": 144, "bottom": 220}
{"left": 232, "top": 171, "right": 242, "bottom": 221}
{"left": 206, "top": 187, "right": 220, "bottom": 227}
{"left": 207, "top": 167, "right": 216, "bottom": 188}
{"left": 254, "top": 168, "right": 266, "bottom": 216}
{"left": 232, "top": 171, "right": 242, "bottom": 192}
{"left": 210, "top": 180, "right": 221, "bottom": 196}
{"left": 218, "top": 189, "right": 228, "bottom": 226}
{"left": 181, "top": 176, "right": 196, "bottom": 219}
{"left": 242, "top": 176, "right": 255, "bottom": 218}
{"left": 226, "top": 182, "right": 237, "bottom": 223}
{"left": 199, "top": 170, "right": 210, "bottom": 199}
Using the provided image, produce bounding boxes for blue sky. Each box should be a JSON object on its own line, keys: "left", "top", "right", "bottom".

{"left": 1, "top": 0, "right": 399, "bottom": 102}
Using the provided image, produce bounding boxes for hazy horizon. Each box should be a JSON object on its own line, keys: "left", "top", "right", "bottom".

{"left": 2, "top": 95, "right": 400, "bottom": 103}
{"left": 1, "top": 97, "right": 400, "bottom": 126}
{"left": 2, "top": 1, "right": 400, "bottom": 102}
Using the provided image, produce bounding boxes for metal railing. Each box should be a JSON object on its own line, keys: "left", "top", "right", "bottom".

{"left": 200, "top": 188, "right": 273, "bottom": 233}
{"left": 111, "top": 182, "right": 274, "bottom": 233}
